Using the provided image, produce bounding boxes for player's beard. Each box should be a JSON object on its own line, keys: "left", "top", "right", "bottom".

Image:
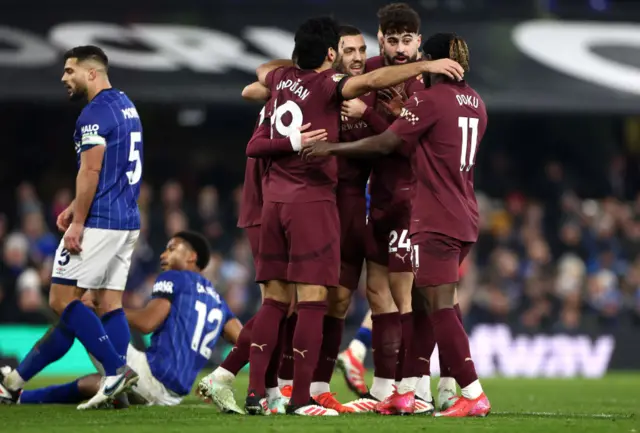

{"left": 385, "top": 52, "right": 418, "bottom": 66}
{"left": 68, "top": 85, "right": 87, "bottom": 102}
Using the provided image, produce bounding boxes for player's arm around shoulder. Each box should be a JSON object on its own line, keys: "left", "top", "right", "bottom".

{"left": 256, "top": 60, "right": 294, "bottom": 86}
{"left": 242, "top": 81, "right": 270, "bottom": 102}
{"left": 124, "top": 270, "right": 180, "bottom": 334}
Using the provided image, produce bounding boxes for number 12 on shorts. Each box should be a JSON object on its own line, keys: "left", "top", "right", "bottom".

{"left": 459, "top": 116, "right": 479, "bottom": 172}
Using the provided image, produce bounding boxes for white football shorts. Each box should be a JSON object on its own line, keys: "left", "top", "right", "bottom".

{"left": 126, "top": 345, "right": 182, "bottom": 406}
{"left": 51, "top": 228, "right": 139, "bottom": 291}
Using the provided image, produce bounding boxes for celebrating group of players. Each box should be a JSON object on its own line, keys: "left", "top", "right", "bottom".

{"left": 198, "top": 3, "right": 491, "bottom": 418}
{"left": 0, "top": 1, "right": 490, "bottom": 419}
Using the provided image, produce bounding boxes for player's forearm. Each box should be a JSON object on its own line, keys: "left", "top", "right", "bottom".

{"left": 362, "top": 107, "right": 390, "bottom": 134}
{"left": 343, "top": 61, "right": 426, "bottom": 100}
{"left": 331, "top": 135, "right": 395, "bottom": 158}
{"left": 124, "top": 309, "right": 158, "bottom": 334}
{"left": 242, "top": 82, "right": 270, "bottom": 102}
{"left": 72, "top": 168, "right": 100, "bottom": 224}
{"left": 246, "top": 137, "right": 297, "bottom": 158}
{"left": 257, "top": 59, "right": 294, "bottom": 85}
{"left": 223, "top": 318, "right": 242, "bottom": 345}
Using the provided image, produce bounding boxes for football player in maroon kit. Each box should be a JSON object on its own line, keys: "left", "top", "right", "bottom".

{"left": 241, "top": 17, "right": 463, "bottom": 416}
{"left": 301, "top": 33, "right": 491, "bottom": 418}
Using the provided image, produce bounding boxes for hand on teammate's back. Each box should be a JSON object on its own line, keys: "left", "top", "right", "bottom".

{"left": 341, "top": 98, "right": 367, "bottom": 119}
{"left": 299, "top": 123, "right": 329, "bottom": 147}
{"left": 378, "top": 87, "right": 406, "bottom": 117}
{"left": 423, "top": 58, "right": 464, "bottom": 81}
{"left": 300, "top": 140, "right": 334, "bottom": 160}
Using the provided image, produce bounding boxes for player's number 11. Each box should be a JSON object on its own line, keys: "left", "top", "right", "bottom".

{"left": 458, "top": 116, "right": 479, "bottom": 172}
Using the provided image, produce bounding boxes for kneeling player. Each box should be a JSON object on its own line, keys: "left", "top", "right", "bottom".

{"left": 1, "top": 232, "right": 242, "bottom": 409}
{"left": 302, "top": 33, "right": 491, "bottom": 417}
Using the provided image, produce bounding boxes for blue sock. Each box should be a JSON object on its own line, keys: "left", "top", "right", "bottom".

{"left": 16, "top": 323, "right": 75, "bottom": 382}
{"left": 102, "top": 309, "right": 130, "bottom": 364}
{"left": 19, "top": 380, "right": 83, "bottom": 404}
{"left": 354, "top": 326, "right": 372, "bottom": 349}
{"left": 60, "top": 300, "right": 124, "bottom": 375}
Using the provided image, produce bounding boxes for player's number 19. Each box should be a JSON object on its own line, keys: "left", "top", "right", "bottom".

{"left": 126, "top": 131, "right": 143, "bottom": 185}
{"left": 271, "top": 99, "right": 304, "bottom": 138}
{"left": 458, "top": 116, "right": 479, "bottom": 172}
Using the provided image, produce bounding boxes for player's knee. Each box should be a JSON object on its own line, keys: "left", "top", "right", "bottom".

{"left": 327, "top": 286, "right": 351, "bottom": 318}
{"left": 366, "top": 284, "right": 396, "bottom": 315}
{"left": 389, "top": 273, "right": 413, "bottom": 314}
{"left": 77, "top": 374, "right": 102, "bottom": 397}
{"left": 49, "top": 284, "right": 81, "bottom": 315}
{"left": 296, "top": 284, "right": 327, "bottom": 302}
{"left": 263, "top": 280, "right": 293, "bottom": 303}
{"left": 433, "top": 284, "right": 456, "bottom": 310}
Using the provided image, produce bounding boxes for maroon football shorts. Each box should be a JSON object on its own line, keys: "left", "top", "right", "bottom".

{"left": 256, "top": 200, "right": 340, "bottom": 287}
{"left": 245, "top": 225, "right": 261, "bottom": 269}
{"left": 338, "top": 192, "right": 366, "bottom": 291}
{"left": 410, "top": 231, "right": 473, "bottom": 287}
{"left": 365, "top": 202, "right": 413, "bottom": 273}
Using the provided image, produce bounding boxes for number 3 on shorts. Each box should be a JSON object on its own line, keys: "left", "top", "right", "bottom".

{"left": 389, "top": 229, "right": 410, "bottom": 253}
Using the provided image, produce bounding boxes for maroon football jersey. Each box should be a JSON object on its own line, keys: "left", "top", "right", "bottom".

{"left": 365, "top": 56, "right": 422, "bottom": 207}
{"left": 238, "top": 105, "right": 270, "bottom": 228}
{"left": 388, "top": 81, "right": 488, "bottom": 242}
{"left": 338, "top": 90, "right": 379, "bottom": 195}
{"left": 262, "top": 66, "right": 344, "bottom": 203}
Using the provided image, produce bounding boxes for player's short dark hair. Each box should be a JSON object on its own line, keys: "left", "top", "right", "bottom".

{"left": 294, "top": 17, "right": 340, "bottom": 70}
{"left": 378, "top": 3, "right": 421, "bottom": 35}
{"left": 173, "top": 231, "right": 211, "bottom": 270}
{"left": 339, "top": 25, "right": 362, "bottom": 37}
{"left": 422, "top": 33, "right": 470, "bottom": 72}
{"left": 63, "top": 45, "right": 109, "bottom": 69}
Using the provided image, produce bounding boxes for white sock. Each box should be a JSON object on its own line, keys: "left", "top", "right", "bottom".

{"left": 348, "top": 339, "right": 367, "bottom": 363}
{"left": 310, "top": 381, "right": 330, "bottom": 397}
{"left": 397, "top": 377, "right": 419, "bottom": 395}
{"left": 266, "top": 387, "right": 282, "bottom": 401}
{"left": 370, "top": 377, "right": 394, "bottom": 401}
{"left": 461, "top": 380, "right": 483, "bottom": 400}
{"left": 212, "top": 367, "right": 235, "bottom": 384}
{"left": 89, "top": 354, "right": 106, "bottom": 375}
{"left": 416, "top": 375, "right": 432, "bottom": 401}
{"left": 278, "top": 378, "right": 293, "bottom": 389}
{"left": 438, "top": 376, "right": 456, "bottom": 393}
{"left": 5, "top": 370, "right": 25, "bottom": 391}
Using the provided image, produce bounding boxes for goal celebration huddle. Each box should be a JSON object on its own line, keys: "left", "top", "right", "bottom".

{"left": 0, "top": 2, "right": 490, "bottom": 419}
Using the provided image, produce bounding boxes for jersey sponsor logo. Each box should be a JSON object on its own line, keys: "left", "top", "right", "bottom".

{"left": 153, "top": 280, "right": 174, "bottom": 295}
{"left": 80, "top": 124, "right": 100, "bottom": 134}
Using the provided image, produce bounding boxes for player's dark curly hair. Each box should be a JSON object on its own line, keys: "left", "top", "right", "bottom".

{"left": 294, "top": 17, "right": 340, "bottom": 70}
{"left": 173, "top": 231, "right": 211, "bottom": 270}
{"left": 63, "top": 45, "right": 109, "bottom": 69}
{"left": 422, "top": 33, "right": 470, "bottom": 73}
{"left": 378, "top": 3, "right": 421, "bottom": 36}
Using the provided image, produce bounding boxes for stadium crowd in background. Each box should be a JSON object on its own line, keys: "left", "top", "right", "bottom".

{"left": 2, "top": 156, "right": 640, "bottom": 332}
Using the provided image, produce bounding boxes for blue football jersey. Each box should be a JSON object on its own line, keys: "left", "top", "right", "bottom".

{"left": 145, "top": 270, "right": 235, "bottom": 396}
{"left": 73, "top": 88, "right": 143, "bottom": 230}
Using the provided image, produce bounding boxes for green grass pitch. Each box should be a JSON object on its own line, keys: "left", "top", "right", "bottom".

{"left": 2, "top": 373, "right": 638, "bottom": 433}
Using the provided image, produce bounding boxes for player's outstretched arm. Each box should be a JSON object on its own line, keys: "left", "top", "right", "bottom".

{"left": 222, "top": 318, "right": 243, "bottom": 345}
{"left": 242, "top": 82, "right": 270, "bottom": 102}
{"left": 301, "top": 129, "right": 402, "bottom": 159}
{"left": 256, "top": 59, "right": 294, "bottom": 85}
{"left": 246, "top": 123, "right": 328, "bottom": 158}
{"left": 340, "top": 59, "right": 464, "bottom": 100}
{"left": 125, "top": 299, "right": 171, "bottom": 334}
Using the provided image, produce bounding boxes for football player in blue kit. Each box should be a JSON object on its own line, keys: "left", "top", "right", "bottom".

{"left": 3, "top": 231, "right": 243, "bottom": 408}
{"left": 0, "top": 45, "right": 143, "bottom": 409}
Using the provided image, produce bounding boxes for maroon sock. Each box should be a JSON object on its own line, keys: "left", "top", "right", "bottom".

{"left": 265, "top": 321, "right": 285, "bottom": 389}
{"left": 248, "top": 299, "right": 288, "bottom": 396}
{"left": 397, "top": 313, "right": 413, "bottom": 380}
{"left": 312, "top": 316, "right": 345, "bottom": 384}
{"left": 431, "top": 308, "right": 478, "bottom": 389}
{"left": 412, "top": 311, "right": 435, "bottom": 376}
{"left": 454, "top": 303, "right": 464, "bottom": 326}
{"left": 291, "top": 301, "right": 327, "bottom": 406}
{"left": 439, "top": 304, "right": 463, "bottom": 377}
{"left": 371, "top": 312, "right": 401, "bottom": 379}
{"left": 220, "top": 316, "right": 255, "bottom": 375}
{"left": 278, "top": 313, "right": 297, "bottom": 381}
